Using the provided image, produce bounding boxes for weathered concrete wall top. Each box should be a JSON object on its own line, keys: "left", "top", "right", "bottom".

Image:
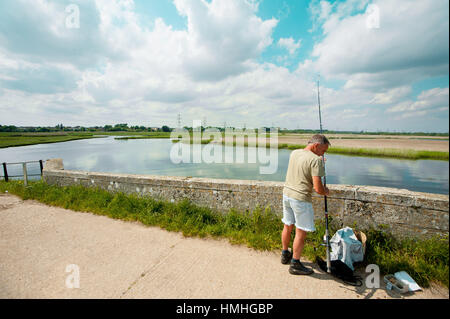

{"left": 43, "top": 159, "right": 449, "bottom": 239}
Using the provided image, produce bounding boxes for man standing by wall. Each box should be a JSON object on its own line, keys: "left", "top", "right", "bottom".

{"left": 281, "top": 134, "right": 330, "bottom": 275}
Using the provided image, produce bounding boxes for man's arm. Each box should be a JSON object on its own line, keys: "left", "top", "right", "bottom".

{"left": 313, "top": 176, "right": 329, "bottom": 196}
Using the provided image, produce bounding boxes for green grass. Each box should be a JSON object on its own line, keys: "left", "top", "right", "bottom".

{"left": 0, "top": 132, "right": 105, "bottom": 148}
{"left": 325, "top": 146, "right": 449, "bottom": 161}
{"left": 0, "top": 180, "right": 448, "bottom": 288}
{"left": 279, "top": 144, "right": 448, "bottom": 161}
{"left": 173, "top": 136, "right": 448, "bottom": 160}
{"left": 0, "top": 131, "right": 171, "bottom": 148}
{"left": 114, "top": 133, "right": 172, "bottom": 140}
{"left": 0, "top": 135, "right": 103, "bottom": 148}
{"left": 172, "top": 138, "right": 214, "bottom": 144}
{"left": 228, "top": 141, "right": 448, "bottom": 161}
{"left": 250, "top": 141, "right": 448, "bottom": 160}
{"left": 363, "top": 227, "right": 449, "bottom": 289}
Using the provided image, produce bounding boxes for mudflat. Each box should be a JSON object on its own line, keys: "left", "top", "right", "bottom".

{"left": 217, "top": 134, "right": 449, "bottom": 152}
{"left": 278, "top": 136, "right": 449, "bottom": 152}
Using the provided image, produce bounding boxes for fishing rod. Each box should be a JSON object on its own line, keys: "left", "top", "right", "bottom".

{"left": 317, "top": 76, "right": 331, "bottom": 274}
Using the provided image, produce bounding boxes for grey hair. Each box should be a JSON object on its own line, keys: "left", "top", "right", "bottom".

{"left": 308, "top": 134, "right": 331, "bottom": 146}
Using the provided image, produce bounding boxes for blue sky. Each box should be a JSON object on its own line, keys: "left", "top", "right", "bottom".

{"left": 134, "top": 0, "right": 187, "bottom": 30}
{"left": 0, "top": 0, "right": 448, "bottom": 132}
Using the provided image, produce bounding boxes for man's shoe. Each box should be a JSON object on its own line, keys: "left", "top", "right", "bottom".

{"left": 289, "top": 260, "right": 314, "bottom": 275}
{"left": 281, "top": 250, "right": 293, "bottom": 264}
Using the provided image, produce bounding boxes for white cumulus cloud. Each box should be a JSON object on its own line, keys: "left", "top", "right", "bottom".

{"left": 311, "top": 0, "right": 449, "bottom": 91}
{"left": 278, "top": 37, "right": 302, "bottom": 55}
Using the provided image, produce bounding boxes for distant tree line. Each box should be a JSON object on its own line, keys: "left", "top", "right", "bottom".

{"left": 0, "top": 124, "right": 447, "bottom": 136}
{"left": 0, "top": 124, "right": 171, "bottom": 133}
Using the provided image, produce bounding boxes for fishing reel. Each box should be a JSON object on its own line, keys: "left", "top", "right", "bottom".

{"left": 314, "top": 235, "right": 331, "bottom": 251}
{"left": 321, "top": 234, "right": 331, "bottom": 247}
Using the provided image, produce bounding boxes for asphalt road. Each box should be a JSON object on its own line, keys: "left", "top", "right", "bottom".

{"left": 0, "top": 193, "right": 447, "bottom": 299}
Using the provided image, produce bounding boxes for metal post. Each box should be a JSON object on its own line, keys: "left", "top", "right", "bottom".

{"left": 2, "top": 162, "right": 8, "bottom": 182}
{"left": 39, "top": 160, "right": 44, "bottom": 180}
{"left": 22, "top": 162, "right": 28, "bottom": 187}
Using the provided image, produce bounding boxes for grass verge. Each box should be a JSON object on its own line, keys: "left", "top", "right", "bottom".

{"left": 0, "top": 133, "right": 105, "bottom": 148}
{"left": 0, "top": 132, "right": 171, "bottom": 148}
{"left": 278, "top": 144, "right": 449, "bottom": 160}
{"left": 324, "top": 146, "right": 449, "bottom": 161}
{"left": 114, "top": 134, "right": 171, "bottom": 140}
{"left": 0, "top": 180, "right": 448, "bottom": 288}
{"left": 174, "top": 138, "right": 448, "bottom": 161}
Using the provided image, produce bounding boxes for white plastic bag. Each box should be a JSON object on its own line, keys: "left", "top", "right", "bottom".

{"left": 394, "top": 271, "right": 422, "bottom": 292}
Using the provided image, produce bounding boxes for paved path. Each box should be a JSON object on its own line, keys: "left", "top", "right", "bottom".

{"left": 0, "top": 194, "right": 448, "bottom": 299}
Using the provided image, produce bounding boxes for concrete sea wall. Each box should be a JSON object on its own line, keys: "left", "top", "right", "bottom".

{"left": 43, "top": 159, "right": 449, "bottom": 239}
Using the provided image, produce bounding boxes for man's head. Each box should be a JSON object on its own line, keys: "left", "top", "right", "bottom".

{"left": 306, "top": 134, "right": 330, "bottom": 156}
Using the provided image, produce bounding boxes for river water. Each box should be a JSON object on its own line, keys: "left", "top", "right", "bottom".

{"left": 0, "top": 136, "right": 448, "bottom": 195}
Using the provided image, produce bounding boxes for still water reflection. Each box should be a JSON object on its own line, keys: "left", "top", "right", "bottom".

{"left": 0, "top": 136, "right": 448, "bottom": 195}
